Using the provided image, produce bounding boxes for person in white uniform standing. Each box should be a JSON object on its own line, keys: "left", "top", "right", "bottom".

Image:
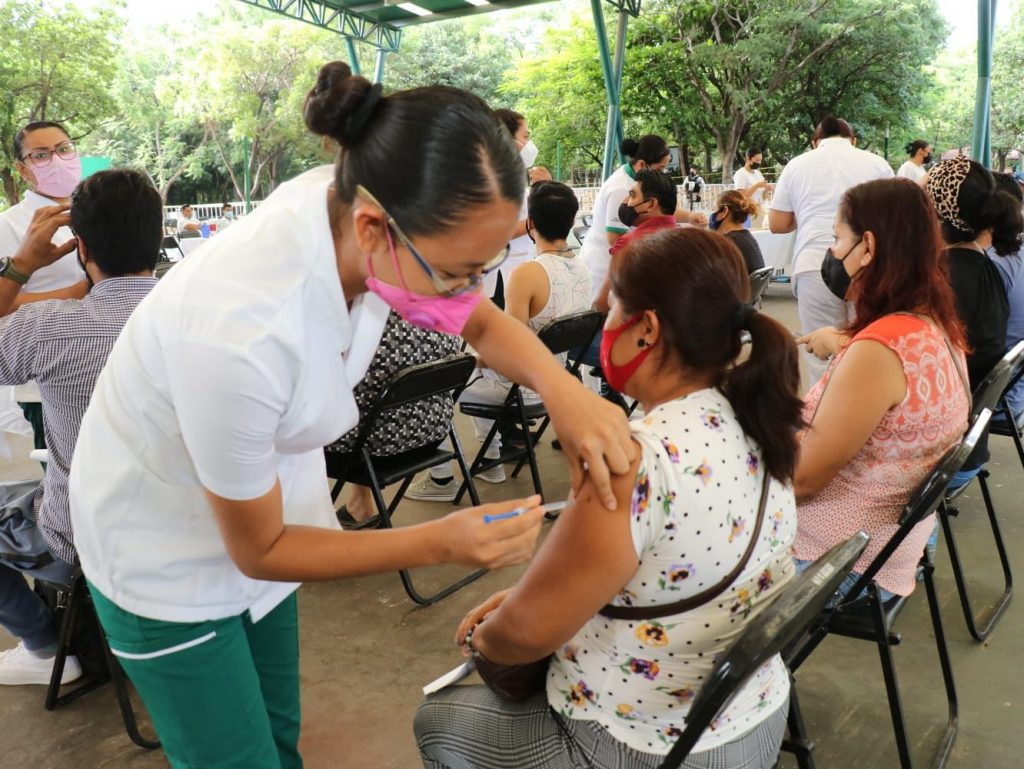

{"left": 68, "top": 62, "right": 633, "bottom": 769}
{"left": 0, "top": 121, "right": 88, "bottom": 451}
{"left": 897, "top": 139, "right": 931, "bottom": 183}
{"left": 769, "top": 116, "right": 893, "bottom": 384}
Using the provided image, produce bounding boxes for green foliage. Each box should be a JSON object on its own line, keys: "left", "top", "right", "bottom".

{"left": 0, "top": 0, "right": 124, "bottom": 204}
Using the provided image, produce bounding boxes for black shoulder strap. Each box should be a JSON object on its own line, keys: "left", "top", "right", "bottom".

{"left": 599, "top": 472, "right": 772, "bottom": 621}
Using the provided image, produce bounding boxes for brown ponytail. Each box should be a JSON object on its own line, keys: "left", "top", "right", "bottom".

{"left": 716, "top": 189, "right": 762, "bottom": 223}
{"left": 611, "top": 228, "right": 803, "bottom": 482}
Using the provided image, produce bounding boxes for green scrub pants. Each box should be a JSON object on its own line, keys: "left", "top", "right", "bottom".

{"left": 89, "top": 585, "right": 302, "bottom": 769}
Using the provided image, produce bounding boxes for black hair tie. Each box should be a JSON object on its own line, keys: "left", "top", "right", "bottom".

{"left": 732, "top": 302, "right": 756, "bottom": 331}
{"left": 346, "top": 82, "right": 384, "bottom": 142}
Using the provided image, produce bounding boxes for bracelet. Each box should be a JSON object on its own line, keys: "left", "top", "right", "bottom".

{"left": 464, "top": 625, "right": 477, "bottom": 653}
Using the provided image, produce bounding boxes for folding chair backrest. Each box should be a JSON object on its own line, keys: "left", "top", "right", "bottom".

{"left": 659, "top": 532, "right": 871, "bottom": 769}
{"left": 373, "top": 354, "right": 477, "bottom": 415}
{"left": 535, "top": 310, "right": 604, "bottom": 357}
{"left": 840, "top": 408, "right": 991, "bottom": 601}
{"left": 972, "top": 343, "right": 1023, "bottom": 417}
{"left": 973, "top": 340, "right": 1024, "bottom": 418}
{"left": 161, "top": 235, "right": 180, "bottom": 251}
{"left": 582, "top": 214, "right": 594, "bottom": 227}
{"left": 178, "top": 230, "right": 202, "bottom": 239}
{"left": 572, "top": 225, "right": 590, "bottom": 244}
{"left": 748, "top": 266, "right": 774, "bottom": 305}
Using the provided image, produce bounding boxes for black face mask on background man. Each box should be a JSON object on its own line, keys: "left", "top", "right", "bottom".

{"left": 820, "top": 238, "right": 862, "bottom": 300}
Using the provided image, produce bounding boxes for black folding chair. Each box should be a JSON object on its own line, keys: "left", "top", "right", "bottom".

{"left": 783, "top": 411, "right": 990, "bottom": 769}
{"left": 324, "top": 354, "right": 483, "bottom": 606}
{"left": 571, "top": 225, "right": 590, "bottom": 245}
{"left": 40, "top": 569, "right": 160, "bottom": 750}
{"left": 748, "top": 266, "right": 774, "bottom": 308}
{"left": 939, "top": 343, "right": 1023, "bottom": 641}
{"left": 455, "top": 310, "right": 603, "bottom": 505}
{"left": 987, "top": 340, "right": 1024, "bottom": 471}
{"left": 658, "top": 533, "right": 870, "bottom": 769}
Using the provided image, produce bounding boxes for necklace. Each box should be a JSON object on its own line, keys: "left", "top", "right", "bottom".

{"left": 538, "top": 248, "right": 574, "bottom": 258}
{"left": 950, "top": 240, "right": 986, "bottom": 254}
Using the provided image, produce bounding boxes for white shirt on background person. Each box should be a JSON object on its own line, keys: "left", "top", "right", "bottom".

{"left": 770, "top": 137, "right": 893, "bottom": 277}
{"left": 733, "top": 166, "right": 766, "bottom": 203}
{"left": 580, "top": 163, "right": 635, "bottom": 304}
{"left": 897, "top": 160, "right": 927, "bottom": 182}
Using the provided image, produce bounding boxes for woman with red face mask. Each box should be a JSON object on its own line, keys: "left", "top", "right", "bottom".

{"left": 66, "top": 62, "right": 634, "bottom": 768}
{"left": 416, "top": 228, "right": 803, "bottom": 769}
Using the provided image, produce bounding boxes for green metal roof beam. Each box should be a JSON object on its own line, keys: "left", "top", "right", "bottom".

{"left": 236, "top": 0, "right": 402, "bottom": 51}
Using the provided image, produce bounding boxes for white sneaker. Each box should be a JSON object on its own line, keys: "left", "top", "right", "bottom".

{"left": 0, "top": 642, "right": 82, "bottom": 686}
{"left": 405, "top": 475, "right": 458, "bottom": 502}
{"left": 476, "top": 463, "right": 507, "bottom": 484}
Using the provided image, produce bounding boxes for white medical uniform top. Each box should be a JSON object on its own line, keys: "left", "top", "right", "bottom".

{"left": 70, "top": 165, "right": 389, "bottom": 623}
{"left": 0, "top": 191, "right": 86, "bottom": 415}
{"left": 733, "top": 166, "right": 766, "bottom": 203}
{"left": 770, "top": 138, "right": 893, "bottom": 277}
{"left": 896, "top": 160, "right": 927, "bottom": 182}
{"left": 580, "top": 163, "right": 635, "bottom": 304}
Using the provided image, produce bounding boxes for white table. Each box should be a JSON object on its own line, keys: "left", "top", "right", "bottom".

{"left": 750, "top": 229, "right": 795, "bottom": 272}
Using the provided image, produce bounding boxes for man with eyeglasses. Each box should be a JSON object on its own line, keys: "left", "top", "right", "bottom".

{"left": 0, "top": 122, "right": 90, "bottom": 459}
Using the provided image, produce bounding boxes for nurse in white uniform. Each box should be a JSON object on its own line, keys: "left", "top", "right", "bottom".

{"left": 69, "top": 62, "right": 633, "bottom": 769}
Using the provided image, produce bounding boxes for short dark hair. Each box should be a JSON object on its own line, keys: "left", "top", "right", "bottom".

{"left": 636, "top": 169, "right": 677, "bottom": 214}
{"left": 493, "top": 108, "right": 525, "bottom": 138}
{"left": 14, "top": 121, "right": 69, "bottom": 160}
{"left": 813, "top": 116, "right": 855, "bottom": 144}
{"left": 304, "top": 61, "right": 524, "bottom": 238}
{"left": 527, "top": 181, "right": 578, "bottom": 241}
{"left": 993, "top": 171, "right": 1024, "bottom": 203}
{"left": 70, "top": 169, "right": 162, "bottom": 276}
{"left": 746, "top": 147, "right": 762, "bottom": 159}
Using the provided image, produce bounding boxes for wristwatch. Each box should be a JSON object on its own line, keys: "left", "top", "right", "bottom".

{"left": 0, "top": 257, "right": 29, "bottom": 286}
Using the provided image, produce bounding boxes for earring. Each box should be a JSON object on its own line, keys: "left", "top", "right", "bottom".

{"left": 637, "top": 339, "right": 648, "bottom": 348}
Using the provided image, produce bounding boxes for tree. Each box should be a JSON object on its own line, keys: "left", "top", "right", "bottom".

{"left": 501, "top": 17, "right": 610, "bottom": 178}
{"left": 992, "top": 2, "right": 1024, "bottom": 169}
{"left": 628, "top": 0, "right": 946, "bottom": 179}
{"left": 0, "top": 0, "right": 123, "bottom": 205}
{"left": 386, "top": 18, "right": 514, "bottom": 105}
{"left": 181, "top": 20, "right": 335, "bottom": 201}
{"left": 96, "top": 35, "right": 209, "bottom": 203}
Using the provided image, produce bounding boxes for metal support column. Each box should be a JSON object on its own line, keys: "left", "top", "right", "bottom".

{"left": 345, "top": 37, "right": 362, "bottom": 77}
{"left": 374, "top": 49, "right": 387, "bottom": 84}
{"left": 592, "top": 0, "right": 627, "bottom": 180}
{"left": 971, "top": 0, "right": 997, "bottom": 167}
{"left": 243, "top": 137, "right": 252, "bottom": 214}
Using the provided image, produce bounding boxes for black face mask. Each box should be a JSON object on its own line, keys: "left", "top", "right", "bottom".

{"left": 820, "top": 238, "right": 862, "bottom": 299}
{"left": 618, "top": 199, "right": 652, "bottom": 228}
{"left": 750, "top": 161, "right": 761, "bottom": 170}
{"left": 923, "top": 153, "right": 933, "bottom": 164}
{"left": 77, "top": 253, "right": 94, "bottom": 290}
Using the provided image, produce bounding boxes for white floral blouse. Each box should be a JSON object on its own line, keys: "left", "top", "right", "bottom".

{"left": 545, "top": 389, "right": 797, "bottom": 755}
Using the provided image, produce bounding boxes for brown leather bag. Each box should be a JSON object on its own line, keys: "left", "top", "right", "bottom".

{"left": 475, "top": 474, "right": 771, "bottom": 703}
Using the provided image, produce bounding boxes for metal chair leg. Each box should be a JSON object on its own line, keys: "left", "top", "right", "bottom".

{"left": 781, "top": 678, "right": 816, "bottom": 769}
{"left": 940, "top": 474, "right": 1013, "bottom": 642}
{"left": 513, "top": 391, "right": 544, "bottom": 498}
{"left": 367, "top": 462, "right": 486, "bottom": 606}
{"left": 921, "top": 558, "right": 958, "bottom": 769}
{"left": 870, "top": 586, "right": 913, "bottom": 769}
{"left": 102, "top": 642, "right": 161, "bottom": 750}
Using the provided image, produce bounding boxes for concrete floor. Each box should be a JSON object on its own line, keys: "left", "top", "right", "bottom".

{"left": 1, "top": 288, "right": 1022, "bottom": 768}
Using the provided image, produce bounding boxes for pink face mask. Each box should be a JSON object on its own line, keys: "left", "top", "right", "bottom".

{"left": 364, "top": 227, "right": 483, "bottom": 336}
{"left": 31, "top": 154, "right": 82, "bottom": 199}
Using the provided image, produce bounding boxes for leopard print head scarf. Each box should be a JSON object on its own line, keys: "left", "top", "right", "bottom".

{"left": 925, "top": 155, "right": 972, "bottom": 232}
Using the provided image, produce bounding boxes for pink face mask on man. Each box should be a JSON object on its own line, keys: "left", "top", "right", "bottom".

{"left": 31, "top": 154, "right": 82, "bottom": 199}
{"left": 364, "top": 227, "right": 483, "bottom": 336}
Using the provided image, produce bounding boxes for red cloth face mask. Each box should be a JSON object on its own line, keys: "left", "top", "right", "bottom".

{"left": 599, "top": 312, "right": 653, "bottom": 393}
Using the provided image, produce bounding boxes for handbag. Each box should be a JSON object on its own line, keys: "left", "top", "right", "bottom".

{"left": 474, "top": 473, "right": 771, "bottom": 703}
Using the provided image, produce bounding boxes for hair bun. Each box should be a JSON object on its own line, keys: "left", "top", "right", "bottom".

{"left": 619, "top": 138, "right": 640, "bottom": 158}
{"left": 304, "top": 61, "right": 381, "bottom": 145}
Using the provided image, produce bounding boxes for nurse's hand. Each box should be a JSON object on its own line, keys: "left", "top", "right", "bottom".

{"left": 439, "top": 495, "right": 545, "bottom": 569}
{"left": 547, "top": 386, "right": 633, "bottom": 510}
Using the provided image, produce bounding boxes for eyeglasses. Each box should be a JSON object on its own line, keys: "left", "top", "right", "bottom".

{"left": 356, "top": 184, "right": 508, "bottom": 297}
{"left": 20, "top": 141, "right": 77, "bottom": 168}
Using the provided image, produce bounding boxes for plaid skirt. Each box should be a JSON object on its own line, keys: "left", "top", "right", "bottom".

{"left": 415, "top": 685, "right": 787, "bottom": 769}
